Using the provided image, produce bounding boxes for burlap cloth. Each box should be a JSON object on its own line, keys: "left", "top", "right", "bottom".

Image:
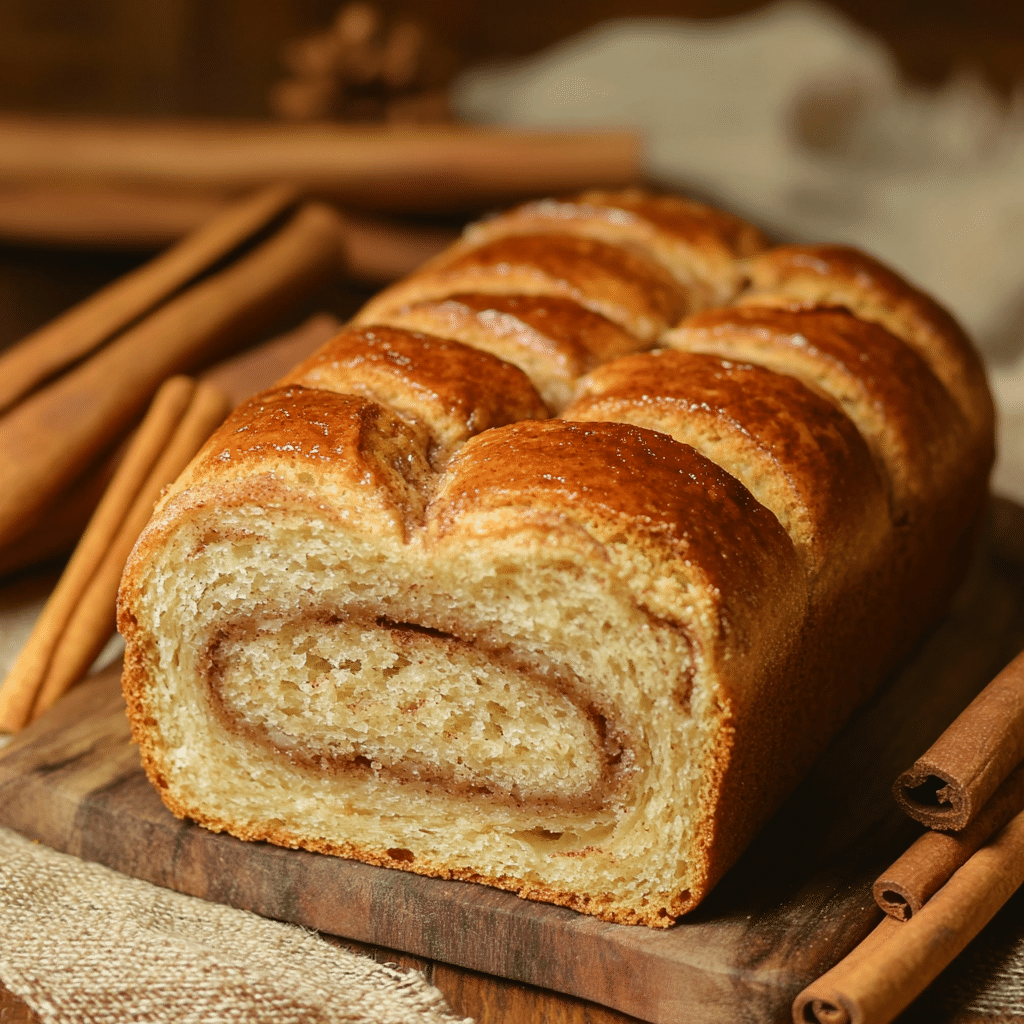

{"left": 0, "top": 826, "right": 471, "bottom": 1024}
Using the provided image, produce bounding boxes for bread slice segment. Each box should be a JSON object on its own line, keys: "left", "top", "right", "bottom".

{"left": 119, "top": 403, "right": 807, "bottom": 927}
{"left": 738, "top": 243, "right": 994, "bottom": 441}
{"left": 664, "top": 306, "right": 967, "bottom": 521}
{"left": 280, "top": 325, "right": 549, "bottom": 465}
{"left": 354, "top": 233, "right": 687, "bottom": 343}
{"left": 462, "top": 188, "right": 769, "bottom": 309}
{"left": 364, "top": 293, "right": 644, "bottom": 411}
{"left": 563, "top": 349, "right": 889, "bottom": 579}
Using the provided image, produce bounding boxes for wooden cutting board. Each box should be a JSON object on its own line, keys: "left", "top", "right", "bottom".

{"left": 2, "top": 497, "right": 1023, "bottom": 1024}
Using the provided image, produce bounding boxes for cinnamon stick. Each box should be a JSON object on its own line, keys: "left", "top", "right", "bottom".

{"left": 0, "top": 201, "right": 342, "bottom": 551}
{"left": 0, "top": 376, "right": 196, "bottom": 733}
{"left": 797, "top": 917, "right": 902, "bottom": 1024}
{"left": 0, "top": 438, "right": 126, "bottom": 578}
{"left": 0, "top": 185, "right": 229, "bottom": 251}
{"left": 793, "top": 806, "right": 1024, "bottom": 1024}
{"left": 0, "top": 185, "right": 458, "bottom": 277}
{"left": 28, "top": 380, "right": 230, "bottom": 723}
{"left": 874, "top": 760, "right": 1024, "bottom": 920}
{"left": 0, "top": 114, "right": 641, "bottom": 214}
{"left": 0, "top": 183, "right": 298, "bottom": 415}
{"left": 894, "top": 647, "right": 1024, "bottom": 830}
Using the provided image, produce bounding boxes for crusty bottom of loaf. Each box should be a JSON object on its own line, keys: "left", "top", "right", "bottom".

{"left": 122, "top": 499, "right": 733, "bottom": 926}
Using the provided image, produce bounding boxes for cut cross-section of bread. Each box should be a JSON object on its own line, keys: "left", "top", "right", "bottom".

{"left": 121, "top": 398, "right": 807, "bottom": 926}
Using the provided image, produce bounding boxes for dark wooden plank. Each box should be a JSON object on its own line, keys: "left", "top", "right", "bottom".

{"left": 430, "top": 960, "right": 646, "bottom": 1024}
{"left": 1, "top": 499, "right": 1022, "bottom": 1024}
{"left": 0, "top": 986, "right": 39, "bottom": 1024}
{"left": 329, "top": 936, "right": 646, "bottom": 1024}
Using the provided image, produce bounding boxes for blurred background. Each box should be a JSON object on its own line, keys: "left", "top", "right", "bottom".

{"left": 2, "top": 1, "right": 1022, "bottom": 117}
{"left": 0, "top": 0, "right": 1022, "bottom": 497}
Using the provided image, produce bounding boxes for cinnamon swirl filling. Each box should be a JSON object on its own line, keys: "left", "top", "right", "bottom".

{"left": 202, "top": 610, "right": 635, "bottom": 814}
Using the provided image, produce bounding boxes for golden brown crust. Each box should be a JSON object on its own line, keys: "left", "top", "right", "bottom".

{"left": 364, "top": 293, "right": 645, "bottom": 412}
{"left": 280, "top": 324, "right": 548, "bottom": 464}
{"left": 355, "top": 233, "right": 688, "bottom": 343}
{"left": 178, "top": 385, "right": 433, "bottom": 534}
{"left": 664, "top": 305, "right": 967, "bottom": 520}
{"left": 739, "top": 243, "right": 994, "bottom": 442}
{"left": 439, "top": 293, "right": 646, "bottom": 364}
{"left": 564, "top": 350, "right": 888, "bottom": 575}
{"left": 429, "top": 418, "right": 803, "bottom": 645}
{"left": 465, "top": 188, "right": 769, "bottom": 309}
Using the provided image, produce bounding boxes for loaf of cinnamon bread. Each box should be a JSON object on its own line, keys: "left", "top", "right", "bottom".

{"left": 118, "top": 189, "right": 994, "bottom": 926}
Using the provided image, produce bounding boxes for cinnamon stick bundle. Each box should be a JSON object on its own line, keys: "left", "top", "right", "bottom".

{"left": 0, "top": 183, "right": 298, "bottom": 415}
{"left": 894, "top": 648, "right": 1024, "bottom": 830}
{"left": 27, "top": 382, "right": 231, "bottom": 724}
{"left": 0, "top": 114, "right": 640, "bottom": 214}
{"left": 0, "top": 376, "right": 229, "bottom": 732}
{"left": 874, "top": 760, "right": 1024, "bottom": 920}
{"left": 0, "top": 201, "right": 342, "bottom": 552}
{"left": 794, "top": 805, "right": 1024, "bottom": 1024}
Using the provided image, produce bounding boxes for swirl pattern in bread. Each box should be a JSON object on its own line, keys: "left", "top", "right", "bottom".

{"left": 118, "top": 189, "right": 994, "bottom": 926}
